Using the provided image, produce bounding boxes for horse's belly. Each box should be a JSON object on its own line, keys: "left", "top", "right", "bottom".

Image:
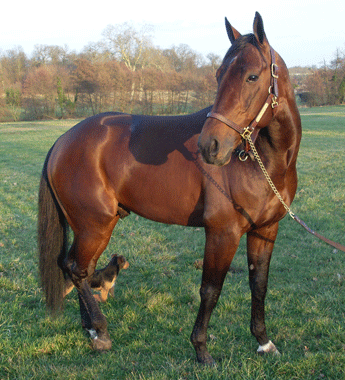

{"left": 115, "top": 163, "right": 204, "bottom": 227}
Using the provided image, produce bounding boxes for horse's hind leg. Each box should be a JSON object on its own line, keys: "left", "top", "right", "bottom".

{"left": 64, "top": 216, "right": 120, "bottom": 350}
{"left": 246, "top": 223, "right": 280, "bottom": 355}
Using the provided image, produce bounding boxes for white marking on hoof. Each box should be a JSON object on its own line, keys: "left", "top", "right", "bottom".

{"left": 257, "top": 340, "right": 280, "bottom": 355}
{"left": 87, "top": 329, "right": 98, "bottom": 340}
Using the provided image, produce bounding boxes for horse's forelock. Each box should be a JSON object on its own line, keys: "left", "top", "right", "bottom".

{"left": 217, "top": 34, "right": 262, "bottom": 83}
{"left": 224, "top": 34, "right": 261, "bottom": 63}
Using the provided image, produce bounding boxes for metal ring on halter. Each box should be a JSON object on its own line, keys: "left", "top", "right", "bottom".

{"left": 238, "top": 150, "right": 248, "bottom": 162}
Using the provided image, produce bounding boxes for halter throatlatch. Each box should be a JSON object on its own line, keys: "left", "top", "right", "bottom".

{"left": 206, "top": 46, "right": 279, "bottom": 155}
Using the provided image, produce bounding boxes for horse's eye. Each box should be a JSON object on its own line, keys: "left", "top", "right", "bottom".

{"left": 247, "top": 75, "right": 259, "bottom": 83}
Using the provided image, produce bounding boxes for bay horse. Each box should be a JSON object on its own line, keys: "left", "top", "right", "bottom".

{"left": 38, "top": 12, "right": 301, "bottom": 365}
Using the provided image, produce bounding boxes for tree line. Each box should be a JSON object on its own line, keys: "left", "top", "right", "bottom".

{"left": 289, "top": 49, "right": 345, "bottom": 108}
{"left": 1, "top": 22, "right": 344, "bottom": 122}
{"left": 0, "top": 23, "right": 220, "bottom": 122}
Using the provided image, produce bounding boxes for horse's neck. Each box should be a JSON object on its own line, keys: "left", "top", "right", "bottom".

{"left": 261, "top": 101, "right": 301, "bottom": 171}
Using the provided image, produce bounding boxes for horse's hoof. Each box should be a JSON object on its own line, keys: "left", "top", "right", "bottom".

{"left": 257, "top": 340, "right": 281, "bottom": 356}
{"left": 92, "top": 335, "right": 112, "bottom": 351}
{"left": 88, "top": 329, "right": 112, "bottom": 351}
{"left": 196, "top": 352, "right": 217, "bottom": 366}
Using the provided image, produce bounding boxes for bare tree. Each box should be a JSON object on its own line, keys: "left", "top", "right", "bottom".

{"left": 163, "top": 44, "right": 204, "bottom": 72}
{"left": 102, "top": 22, "right": 153, "bottom": 72}
{"left": 31, "top": 44, "right": 70, "bottom": 66}
{"left": 206, "top": 53, "right": 222, "bottom": 73}
{"left": 23, "top": 65, "right": 57, "bottom": 119}
{"left": 0, "top": 46, "right": 28, "bottom": 87}
{"left": 80, "top": 41, "right": 111, "bottom": 63}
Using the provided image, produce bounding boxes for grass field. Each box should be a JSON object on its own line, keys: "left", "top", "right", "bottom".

{"left": 0, "top": 106, "right": 345, "bottom": 379}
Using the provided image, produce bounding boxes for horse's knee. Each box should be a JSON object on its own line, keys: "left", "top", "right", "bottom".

{"left": 198, "top": 284, "right": 221, "bottom": 316}
{"left": 200, "top": 283, "right": 221, "bottom": 302}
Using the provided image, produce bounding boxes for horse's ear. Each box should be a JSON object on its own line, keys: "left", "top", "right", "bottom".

{"left": 253, "top": 12, "right": 268, "bottom": 46}
{"left": 225, "top": 17, "right": 241, "bottom": 44}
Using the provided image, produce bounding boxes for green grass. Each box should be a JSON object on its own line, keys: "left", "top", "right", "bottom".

{"left": 0, "top": 107, "right": 345, "bottom": 379}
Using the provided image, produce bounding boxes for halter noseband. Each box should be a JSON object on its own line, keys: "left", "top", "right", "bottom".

{"left": 206, "top": 46, "right": 279, "bottom": 150}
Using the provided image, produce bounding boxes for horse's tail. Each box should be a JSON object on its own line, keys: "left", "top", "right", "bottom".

{"left": 38, "top": 147, "right": 68, "bottom": 316}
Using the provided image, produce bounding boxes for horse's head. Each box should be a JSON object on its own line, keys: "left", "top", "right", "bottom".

{"left": 198, "top": 12, "right": 278, "bottom": 166}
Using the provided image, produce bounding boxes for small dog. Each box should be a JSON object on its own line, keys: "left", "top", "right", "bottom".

{"left": 63, "top": 254, "right": 129, "bottom": 302}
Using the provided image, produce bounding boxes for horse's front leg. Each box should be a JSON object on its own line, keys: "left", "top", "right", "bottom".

{"left": 191, "top": 227, "right": 240, "bottom": 365}
{"left": 247, "top": 223, "right": 280, "bottom": 355}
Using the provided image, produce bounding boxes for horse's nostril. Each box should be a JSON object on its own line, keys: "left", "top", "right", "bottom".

{"left": 209, "top": 138, "right": 219, "bottom": 157}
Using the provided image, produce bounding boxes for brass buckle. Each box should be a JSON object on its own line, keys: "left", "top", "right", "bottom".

{"left": 271, "top": 95, "right": 279, "bottom": 108}
{"left": 271, "top": 63, "right": 278, "bottom": 79}
{"left": 240, "top": 127, "right": 253, "bottom": 140}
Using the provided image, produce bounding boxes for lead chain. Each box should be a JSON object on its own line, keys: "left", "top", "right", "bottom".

{"left": 245, "top": 136, "right": 295, "bottom": 219}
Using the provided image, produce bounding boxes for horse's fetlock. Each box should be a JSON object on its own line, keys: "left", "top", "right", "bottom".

{"left": 93, "top": 316, "right": 108, "bottom": 332}
{"left": 191, "top": 331, "right": 206, "bottom": 348}
{"left": 251, "top": 322, "right": 267, "bottom": 343}
{"left": 200, "top": 285, "right": 221, "bottom": 300}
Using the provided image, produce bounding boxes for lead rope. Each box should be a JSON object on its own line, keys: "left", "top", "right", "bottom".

{"left": 243, "top": 133, "right": 345, "bottom": 252}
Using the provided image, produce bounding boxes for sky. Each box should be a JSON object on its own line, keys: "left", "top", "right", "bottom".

{"left": 2, "top": 0, "right": 344, "bottom": 68}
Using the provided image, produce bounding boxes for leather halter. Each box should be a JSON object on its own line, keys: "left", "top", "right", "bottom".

{"left": 206, "top": 46, "right": 279, "bottom": 151}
